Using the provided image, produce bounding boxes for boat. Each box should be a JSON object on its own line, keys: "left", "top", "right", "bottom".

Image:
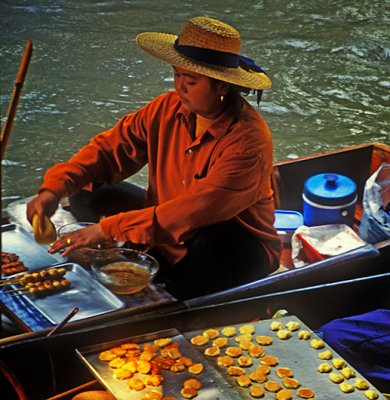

{"left": 1, "top": 272, "right": 389, "bottom": 399}
{"left": 0, "top": 141, "right": 389, "bottom": 399}
{"left": 187, "top": 141, "right": 390, "bottom": 307}
{"left": 1, "top": 141, "right": 389, "bottom": 342}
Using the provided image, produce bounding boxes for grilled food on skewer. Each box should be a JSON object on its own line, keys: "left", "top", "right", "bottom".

{"left": 8, "top": 278, "right": 71, "bottom": 298}
{"left": 1, "top": 251, "right": 19, "bottom": 263}
{"left": 0, "top": 267, "right": 67, "bottom": 287}
{"left": 1, "top": 251, "right": 28, "bottom": 276}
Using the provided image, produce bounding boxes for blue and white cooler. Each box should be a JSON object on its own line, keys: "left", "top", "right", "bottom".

{"left": 303, "top": 173, "right": 357, "bottom": 227}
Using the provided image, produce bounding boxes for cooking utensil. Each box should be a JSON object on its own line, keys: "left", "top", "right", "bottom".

{"left": 46, "top": 307, "right": 79, "bottom": 337}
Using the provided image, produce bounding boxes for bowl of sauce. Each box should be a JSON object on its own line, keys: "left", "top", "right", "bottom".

{"left": 91, "top": 248, "right": 159, "bottom": 294}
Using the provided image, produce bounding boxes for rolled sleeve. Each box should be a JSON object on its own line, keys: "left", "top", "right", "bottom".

{"left": 100, "top": 207, "right": 156, "bottom": 245}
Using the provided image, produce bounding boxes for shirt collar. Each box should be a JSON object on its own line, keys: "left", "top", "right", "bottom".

{"left": 176, "top": 97, "right": 236, "bottom": 141}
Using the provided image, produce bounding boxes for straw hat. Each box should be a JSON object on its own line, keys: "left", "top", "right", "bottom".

{"left": 136, "top": 16, "right": 271, "bottom": 90}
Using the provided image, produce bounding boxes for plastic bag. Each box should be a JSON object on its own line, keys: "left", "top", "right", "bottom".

{"left": 291, "top": 224, "right": 367, "bottom": 267}
{"left": 358, "top": 163, "right": 390, "bottom": 243}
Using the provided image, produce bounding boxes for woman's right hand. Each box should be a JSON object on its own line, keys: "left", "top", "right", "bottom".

{"left": 26, "top": 190, "right": 60, "bottom": 229}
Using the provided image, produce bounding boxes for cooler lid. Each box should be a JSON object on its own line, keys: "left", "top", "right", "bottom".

{"left": 274, "top": 210, "right": 304, "bottom": 230}
{"left": 303, "top": 173, "right": 357, "bottom": 206}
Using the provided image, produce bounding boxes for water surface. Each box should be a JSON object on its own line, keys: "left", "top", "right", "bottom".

{"left": 1, "top": 0, "right": 389, "bottom": 208}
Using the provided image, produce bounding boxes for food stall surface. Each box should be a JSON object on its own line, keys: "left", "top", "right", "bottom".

{"left": 0, "top": 223, "right": 177, "bottom": 334}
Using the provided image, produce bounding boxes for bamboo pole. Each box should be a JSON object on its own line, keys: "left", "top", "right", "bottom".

{"left": 0, "top": 39, "right": 33, "bottom": 341}
{"left": 0, "top": 40, "right": 33, "bottom": 160}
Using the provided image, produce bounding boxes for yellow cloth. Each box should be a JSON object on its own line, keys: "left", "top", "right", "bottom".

{"left": 195, "top": 114, "right": 215, "bottom": 137}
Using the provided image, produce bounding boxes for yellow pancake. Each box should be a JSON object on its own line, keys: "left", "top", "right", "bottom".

{"left": 32, "top": 214, "right": 57, "bottom": 244}
{"left": 72, "top": 391, "right": 115, "bottom": 400}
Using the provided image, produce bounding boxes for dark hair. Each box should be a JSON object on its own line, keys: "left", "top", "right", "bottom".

{"left": 209, "top": 78, "right": 249, "bottom": 117}
{"left": 225, "top": 84, "right": 252, "bottom": 115}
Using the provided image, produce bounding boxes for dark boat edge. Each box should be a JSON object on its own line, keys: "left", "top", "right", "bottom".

{"left": 1, "top": 271, "right": 389, "bottom": 399}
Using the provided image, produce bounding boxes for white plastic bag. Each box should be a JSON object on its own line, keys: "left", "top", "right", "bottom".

{"left": 358, "top": 163, "right": 390, "bottom": 243}
{"left": 291, "top": 224, "right": 367, "bottom": 267}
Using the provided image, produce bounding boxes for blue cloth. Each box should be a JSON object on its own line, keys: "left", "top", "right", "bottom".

{"left": 0, "top": 282, "right": 175, "bottom": 333}
{"left": 0, "top": 287, "right": 53, "bottom": 331}
{"left": 320, "top": 309, "right": 390, "bottom": 392}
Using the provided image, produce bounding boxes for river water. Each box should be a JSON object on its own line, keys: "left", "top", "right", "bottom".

{"left": 1, "top": 0, "right": 389, "bottom": 210}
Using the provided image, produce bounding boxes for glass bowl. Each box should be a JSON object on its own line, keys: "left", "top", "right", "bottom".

{"left": 90, "top": 248, "right": 159, "bottom": 295}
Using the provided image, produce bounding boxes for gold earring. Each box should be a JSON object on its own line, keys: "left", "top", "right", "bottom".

{"left": 220, "top": 95, "right": 224, "bottom": 102}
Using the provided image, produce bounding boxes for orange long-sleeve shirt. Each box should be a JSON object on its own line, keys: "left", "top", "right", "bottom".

{"left": 40, "top": 91, "right": 281, "bottom": 266}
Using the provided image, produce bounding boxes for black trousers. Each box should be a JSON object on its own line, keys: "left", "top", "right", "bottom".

{"left": 69, "top": 182, "right": 275, "bottom": 300}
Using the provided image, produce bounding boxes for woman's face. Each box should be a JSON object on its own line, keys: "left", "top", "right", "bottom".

{"left": 173, "top": 66, "right": 227, "bottom": 118}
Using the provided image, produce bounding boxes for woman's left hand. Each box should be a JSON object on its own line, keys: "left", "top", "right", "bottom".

{"left": 49, "top": 223, "right": 107, "bottom": 256}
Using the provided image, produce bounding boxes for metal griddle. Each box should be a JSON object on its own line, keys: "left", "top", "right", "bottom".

{"left": 185, "top": 315, "right": 386, "bottom": 399}
{"left": 8, "top": 263, "right": 125, "bottom": 324}
{"left": 76, "top": 317, "right": 386, "bottom": 399}
{"left": 1, "top": 224, "right": 62, "bottom": 275}
{"left": 76, "top": 328, "right": 242, "bottom": 400}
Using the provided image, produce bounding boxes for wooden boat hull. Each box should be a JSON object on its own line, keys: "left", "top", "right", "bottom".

{"left": 1, "top": 271, "right": 389, "bottom": 399}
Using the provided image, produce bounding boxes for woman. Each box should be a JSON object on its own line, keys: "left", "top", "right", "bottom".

{"left": 27, "top": 16, "right": 281, "bottom": 300}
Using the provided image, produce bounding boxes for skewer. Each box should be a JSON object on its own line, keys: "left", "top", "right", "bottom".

{"left": 9, "top": 291, "right": 28, "bottom": 297}
{"left": 0, "top": 276, "right": 20, "bottom": 281}
{"left": 0, "top": 279, "right": 21, "bottom": 286}
{"left": 8, "top": 290, "right": 42, "bottom": 298}
{"left": 9, "top": 287, "right": 47, "bottom": 297}
{"left": 0, "top": 274, "right": 26, "bottom": 286}
{"left": 0, "top": 267, "right": 67, "bottom": 287}
{"left": 7, "top": 279, "right": 71, "bottom": 297}
{"left": 0, "top": 274, "right": 27, "bottom": 282}
{"left": 4, "top": 287, "right": 28, "bottom": 293}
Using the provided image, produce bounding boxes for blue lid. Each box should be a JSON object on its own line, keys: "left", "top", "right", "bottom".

{"left": 274, "top": 210, "right": 303, "bottom": 230}
{"left": 304, "top": 173, "right": 357, "bottom": 206}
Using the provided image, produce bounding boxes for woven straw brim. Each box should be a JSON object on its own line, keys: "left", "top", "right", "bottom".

{"left": 136, "top": 32, "right": 272, "bottom": 90}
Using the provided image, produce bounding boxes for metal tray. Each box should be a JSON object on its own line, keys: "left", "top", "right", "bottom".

{"left": 76, "top": 328, "right": 242, "bottom": 400}
{"left": 184, "top": 316, "right": 386, "bottom": 399}
{"left": 9, "top": 263, "right": 125, "bottom": 324}
{"left": 1, "top": 223, "right": 63, "bottom": 275}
